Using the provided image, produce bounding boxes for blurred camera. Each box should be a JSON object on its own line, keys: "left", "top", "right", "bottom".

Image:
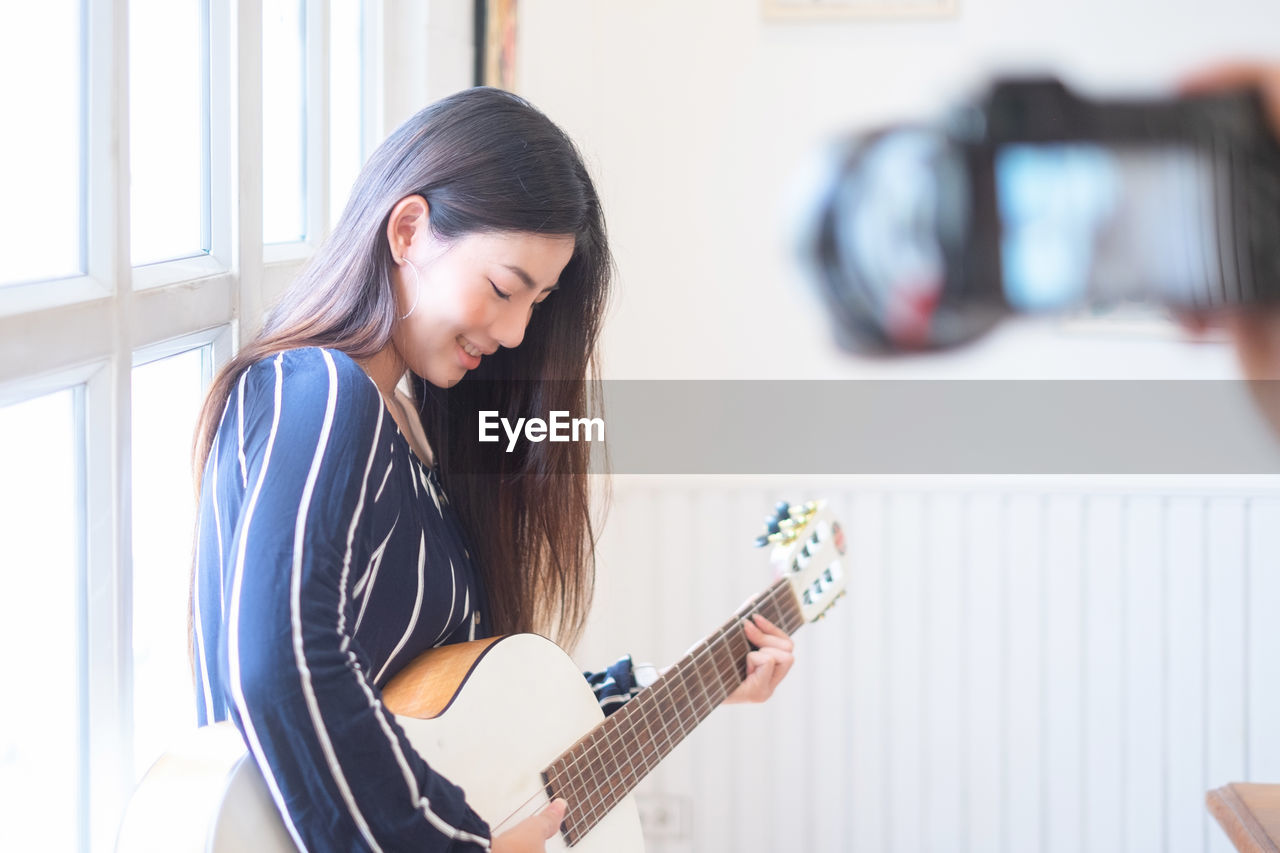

{"left": 798, "top": 77, "right": 1280, "bottom": 354}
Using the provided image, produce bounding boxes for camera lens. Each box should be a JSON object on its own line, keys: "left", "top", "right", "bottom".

{"left": 799, "top": 126, "right": 1007, "bottom": 354}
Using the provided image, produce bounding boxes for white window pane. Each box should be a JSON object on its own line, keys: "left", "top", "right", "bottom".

{"left": 0, "top": 2, "right": 82, "bottom": 285}
{"left": 264, "top": 0, "right": 307, "bottom": 244}
{"left": 130, "top": 0, "right": 209, "bottom": 267}
{"left": 131, "top": 349, "right": 207, "bottom": 776}
{"left": 0, "top": 390, "right": 81, "bottom": 852}
{"left": 329, "top": 0, "right": 364, "bottom": 229}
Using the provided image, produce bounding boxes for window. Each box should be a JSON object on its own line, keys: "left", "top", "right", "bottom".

{"left": 130, "top": 346, "right": 215, "bottom": 776}
{"left": 129, "top": 0, "right": 209, "bottom": 266}
{"left": 0, "top": 389, "right": 83, "bottom": 853}
{"left": 263, "top": 0, "right": 308, "bottom": 244}
{"left": 0, "top": 0, "right": 83, "bottom": 285}
{"left": 329, "top": 0, "right": 365, "bottom": 227}
{"left": 0, "top": 1, "right": 471, "bottom": 848}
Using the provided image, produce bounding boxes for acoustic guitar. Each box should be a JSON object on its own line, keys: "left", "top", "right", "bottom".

{"left": 115, "top": 501, "right": 847, "bottom": 851}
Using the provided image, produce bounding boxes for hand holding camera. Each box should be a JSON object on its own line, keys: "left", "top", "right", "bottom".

{"left": 798, "top": 70, "right": 1280, "bottom": 360}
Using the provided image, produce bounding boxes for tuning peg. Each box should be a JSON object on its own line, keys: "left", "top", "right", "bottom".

{"left": 765, "top": 516, "right": 781, "bottom": 535}
{"left": 753, "top": 534, "right": 770, "bottom": 548}
{"left": 774, "top": 501, "right": 791, "bottom": 520}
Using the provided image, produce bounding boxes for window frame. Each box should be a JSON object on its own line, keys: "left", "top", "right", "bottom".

{"left": 0, "top": 2, "right": 474, "bottom": 850}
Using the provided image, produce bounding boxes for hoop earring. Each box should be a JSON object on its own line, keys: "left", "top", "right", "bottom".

{"left": 398, "top": 258, "right": 422, "bottom": 321}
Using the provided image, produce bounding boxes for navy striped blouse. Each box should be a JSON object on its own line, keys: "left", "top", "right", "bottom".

{"left": 192, "top": 348, "right": 640, "bottom": 851}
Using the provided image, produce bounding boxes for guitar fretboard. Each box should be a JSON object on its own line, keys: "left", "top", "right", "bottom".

{"left": 542, "top": 578, "right": 805, "bottom": 846}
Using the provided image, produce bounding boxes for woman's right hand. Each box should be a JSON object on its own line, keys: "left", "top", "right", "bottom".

{"left": 491, "top": 799, "right": 568, "bottom": 853}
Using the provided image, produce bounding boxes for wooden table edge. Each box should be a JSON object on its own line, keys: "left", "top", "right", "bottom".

{"left": 1207, "top": 783, "right": 1280, "bottom": 853}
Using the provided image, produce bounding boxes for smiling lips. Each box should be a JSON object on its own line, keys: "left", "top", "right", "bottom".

{"left": 456, "top": 335, "right": 491, "bottom": 370}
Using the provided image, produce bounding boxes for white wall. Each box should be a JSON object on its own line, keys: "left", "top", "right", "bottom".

{"left": 509, "top": 4, "right": 1280, "bottom": 852}
{"left": 382, "top": 1, "right": 475, "bottom": 131}
{"left": 516, "top": 0, "right": 1280, "bottom": 380}
{"left": 580, "top": 479, "right": 1280, "bottom": 853}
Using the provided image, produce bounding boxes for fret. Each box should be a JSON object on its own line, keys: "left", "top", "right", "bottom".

{"left": 683, "top": 645, "right": 717, "bottom": 717}
{"left": 657, "top": 680, "right": 683, "bottom": 748}
{"left": 694, "top": 636, "right": 725, "bottom": 705}
{"left": 608, "top": 714, "right": 643, "bottom": 786}
{"left": 548, "top": 576, "right": 817, "bottom": 845}
{"left": 670, "top": 670, "right": 697, "bottom": 730}
{"left": 668, "top": 668, "right": 701, "bottom": 732}
{"left": 710, "top": 629, "right": 744, "bottom": 699}
{"left": 546, "top": 758, "right": 577, "bottom": 837}
{"left": 636, "top": 688, "right": 667, "bottom": 775}
{"left": 657, "top": 678, "right": 684, "bottom": 736}
{"left": 758, "top": 588, "right": 783, "bottom": 627}
{"left": 654, "top": 682, "right": 684, "bottom": 756}
{"left": 729, "top": 626, "right": 751, "bottom": 674}
{"left": 666, "top": 678, "right": 690, "bottom": 737}
{"left": 577, "top": 740, "right": 601, "bottom": 820}
{"left": 614, "top": 712, "right": 643, "bottom": 783}
{"left": 541, "top": 767, "right": 563, "bottom": 811}
{"left": 577, "top": 740, "right": 608, "bottom": 839}
{"left": 696, "top": 643, "right": 720, "bottom": 709}
{"left": 766, "top": 579, "right": 806, "bottom": 635}
{"left": 581, "top": 751, "right": 608, "bottom": 826}
{"left": 638, "top": 686, "right": 669, "bottom": 759}
{"left": 548, "top": 752, "right": 569, "bottom": 800}
{"left": 688, "top": 672, "right": 714, "bottom": 719}
{"left": 697, "top": 636, "right": 725, "bottom": 703}
{"left": 590, "top": 721, "right": 624, "bottom": 809}
{"left": 569, "top": 740, "right": 596, "bottom": 812}
{"left": 692, "top": 642, "right": 724, "bottom": 706}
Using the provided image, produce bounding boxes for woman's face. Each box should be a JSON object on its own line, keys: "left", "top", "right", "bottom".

{"left": 390, "top": 228, "right": 575, "bottom": 388}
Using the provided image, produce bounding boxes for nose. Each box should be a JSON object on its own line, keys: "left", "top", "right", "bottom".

{"left": 491, "top": 303, "right": 530, "bottom": 350}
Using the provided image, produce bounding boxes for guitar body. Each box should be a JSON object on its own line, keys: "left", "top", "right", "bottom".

{"left": 119, "top": 503, "right": 847, "bottom": 852}
{"left": 116, "top": 634, "right": 643, "bottom": 852}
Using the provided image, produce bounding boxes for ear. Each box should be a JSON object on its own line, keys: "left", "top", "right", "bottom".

{"left": 385, "top": 194, "right": 431, "bottom": 262}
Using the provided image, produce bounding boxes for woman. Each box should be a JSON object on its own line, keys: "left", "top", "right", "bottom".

{"left": 190, "top": 87, "right": 794, "bottom": 852}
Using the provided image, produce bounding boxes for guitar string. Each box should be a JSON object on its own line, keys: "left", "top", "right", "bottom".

{"left": 557, "top": 582, "right": 800, "bottom": 839}
{"left": 491, "top": 788, "right": 553, "bottom": 836}
{"left": 554, "top": 580, "right": 805, "bottom": 840}
{"left": 561, "top": 577, "right": 809, "bottom": 839}
{"left": 557, "top": 584, "right": 776, "bottom": 810}
{"left": 557, "top": 622, "right": 745, "bottom": 839}
{"left": 561, "top": 591, "right": 795, "bottom": 839}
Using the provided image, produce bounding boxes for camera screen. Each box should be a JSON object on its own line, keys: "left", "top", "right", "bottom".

{"left": 995, "top": 142, "right": 1224, "bottom": 311}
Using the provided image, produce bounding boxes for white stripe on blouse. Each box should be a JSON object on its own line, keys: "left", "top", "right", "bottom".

{"left": 228, "top": 353, "right": 308, "bottom": 851}
{"left": 288, "top": 350, "right": 385, "bottom": 851}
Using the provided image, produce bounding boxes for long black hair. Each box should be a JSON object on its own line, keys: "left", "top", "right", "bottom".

{"left": 194, "top": 87, "right": 612, "bottom": 647}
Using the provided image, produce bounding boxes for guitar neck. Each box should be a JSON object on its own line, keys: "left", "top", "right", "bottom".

{"left": 542, "top": 577, "right": 806, "bottom": 845}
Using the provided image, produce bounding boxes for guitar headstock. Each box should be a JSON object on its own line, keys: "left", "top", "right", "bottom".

{"left": 756, "top": 500, "right": 847, "bottom": 623}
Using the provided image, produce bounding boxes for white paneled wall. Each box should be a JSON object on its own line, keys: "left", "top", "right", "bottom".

{"left": 575, "top": 479, "right": 1280, "bottom": 853}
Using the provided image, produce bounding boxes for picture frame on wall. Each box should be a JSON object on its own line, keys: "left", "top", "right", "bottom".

{"left": 475, "top": 0, "right": 519, "bottom": 90}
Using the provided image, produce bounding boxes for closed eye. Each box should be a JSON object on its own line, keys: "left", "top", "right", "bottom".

{"left": 490, "top": 280, "right": 512, "bottom": 300}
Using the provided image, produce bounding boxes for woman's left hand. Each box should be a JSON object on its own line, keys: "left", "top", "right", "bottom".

{"left": 724, "top": 614, "right": 795, "bottom": 704}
